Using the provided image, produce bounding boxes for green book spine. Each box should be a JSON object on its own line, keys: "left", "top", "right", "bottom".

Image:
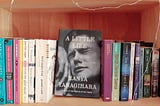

{"left": 143, "top": 47, "right": 152, "bottom": 97}
{"left": 112, "top": 43, "right": 121, "bottom": 101}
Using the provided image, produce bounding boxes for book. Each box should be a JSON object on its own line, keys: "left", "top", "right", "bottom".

{"left": 139, "top": 47, "right": 144, "bottom": 98}
{"left": 5, "top": 39, "right": 14, "bottom": 104}
{"left": 35, "top": 39, "right": 57, "bottom": 103}
{"left": 133, "top": 43, "right": 140, "bottom": 100}
{"left": 120, "top": 43, "right": 131, "bottom": 101}
{"left": 101, "top": 40, "right": 113, "bottom": 101}
{"left": 22, "top": 40, "right": 29, "bottom": 103}
{"left": 54, "top": 29, "right": 101, "bottom": 98}
{"left": 14, "top": 39, "right": 20, "bottom": 104}
{"left": 143, "top": 47, "right": 152, "bottom": 97}
{"left": 112, "top": 42, "right": 121, "bottom": 101}
{"left": 0, "top": 38, "right": 6, "bottom": 104}
{"left": 28, "top": 40, "right": 36, "bottom": 103}
{"left": 151, "top": 49, "right": 159, "bottom": 97}
{"left": 128, "top": 43, "right": 135, "bottom": 101}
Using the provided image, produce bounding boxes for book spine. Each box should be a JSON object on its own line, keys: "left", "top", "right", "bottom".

{"left": 112, "top": 43, "right": 121, "bottom": 101}
{"left": 143, "top": 48, "right": 152, "bottom": 97}
{"left": 102, "top": 40, "right": 113, "bottom": 101}
{"left": 19, "top": 40, "right": 23, "bottom": 104}
{"left": 139, "top": 48, "right": 144, "bottom": 98}
{"left": 35, "top": 39, "right": 47, "bottom": 103}
{"left": 46, "top": 40, "right": 57, "bottom": 102}
{"left": 133, "top": 43, "right": 140, "bottom": 100}
{"left": 128, "top": 43, "right": 135, "bottom": 101}
{"left": 120, "top": 43, "right": 131, "bottom": 101}
{"left": 22, "top": 40, "right": 29, "bottom": 103}
{"left": 151, "top": 49, "right": 159, "bottom": 97}
{"left": 158, "top": 48, "right": 160, "bottom": 97}
{"left": 5, "top": 39, "right": 14, "bottom": 104}
{"left": 0, "top": 38, "right": 6, "bottom": 104}
{"left": 28, "top": 40, "right": 36, "bottom": 103}
{"left": 14, "top": 39, "right": 20, "bottom": 104}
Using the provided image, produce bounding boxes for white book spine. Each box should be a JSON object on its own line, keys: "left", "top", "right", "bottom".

{"left": 22, "top": 40, "right": 29, "bottom": 103}
{"left": 35, "top": 40, "right": 47, "bottom": 103}
{"left": 129, "top": 43, "right": 135, "bottom": 100}
{"left": 46, "top": 40, "right": 57, "bottom": 102}
{"left": 28, "top": 40, "right": 36, "bottom": 103}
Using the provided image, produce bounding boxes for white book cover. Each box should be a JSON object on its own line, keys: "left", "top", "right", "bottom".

{"left": 128, "top": 43, "right": 135, "bottom": 101}
{"left": 22, "top": 40, "right": 29, "bottom": 103}
{"left": 35, "top": 39, "right": 47, "bottom": 103}
{"left": 46, "top": 40, "right": 57, "bottom": 102}
{"left": 28, "top": 40, "right": 36, "bottom": 103}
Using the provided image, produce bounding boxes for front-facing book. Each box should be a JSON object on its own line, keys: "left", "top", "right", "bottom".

{"left": 54, "top": 29, "right": 101, "bottom": 98}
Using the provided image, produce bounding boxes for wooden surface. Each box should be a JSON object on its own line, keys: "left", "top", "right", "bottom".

{"left": 5, "top": 97, "right": 160, "bottom": 106}
{"left": 12, "top": 12, "right": 141, "bottom": 41}
{"left": 0, "top": 0, "right": 158, "bottom": 12}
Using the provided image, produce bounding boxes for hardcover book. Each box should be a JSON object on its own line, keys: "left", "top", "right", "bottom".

{"left": 0, "top": 38, "right": 6, "bottom": 104}
{"left": 101, "top": 40, "right": 113, "bottom": 101}
{"left": 120, "top": 43, "right": 131, "bottom": 101}
{"left": 54, "top": 29, "right": 101, "bottom": 98}
{"left": 112, "top": 42, "right": 121, "bottom": 101}
{"left": 5, "top": 39, "right": 14, "bottom": 104}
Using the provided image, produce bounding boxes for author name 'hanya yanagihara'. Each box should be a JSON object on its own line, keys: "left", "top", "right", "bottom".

{"left": 57, "top": 76, "right": 97, "bottom": 90}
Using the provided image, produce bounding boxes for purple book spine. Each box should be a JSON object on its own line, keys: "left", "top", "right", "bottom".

{"left": 133, "top": 43, "right": 140, "bottom": 100}
{"left": 102, "top": 40, "right": 113, "bottom": 101}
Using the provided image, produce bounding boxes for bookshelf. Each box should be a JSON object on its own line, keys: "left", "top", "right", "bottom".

{"left": 0, "top": 0, "right": 160, "bottom": 105}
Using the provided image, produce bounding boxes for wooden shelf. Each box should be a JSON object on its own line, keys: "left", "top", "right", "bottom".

{"left": 5, "top": 97, "right": 160, "bottom": 106}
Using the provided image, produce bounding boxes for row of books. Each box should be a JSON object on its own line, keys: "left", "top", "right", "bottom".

{"left": 0, "top": 38, "right": 57, "bottom": 104}
{"left": 101, "top": 40, "right": 159, "bottom": 101}
{"left": 0, "top": 29, "right": 160, "bottom": 104}
{"left": 53, "top": 29, "right": 160, "bottom": 102}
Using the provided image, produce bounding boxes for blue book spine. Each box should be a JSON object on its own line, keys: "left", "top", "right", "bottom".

{"left": 5, "top": 39, "right": 14, "bottom": 104}
{"left": 120, "top": 43, "right": 131, "bottom": 101}
{"left": 0, "top": 38, "right": 6, "bottom": 104}
{"left": 139, "top": 48, "right": 144, "bottom": 98}
{"left": 133, "top": 43, "right": 140, "bottom": 100}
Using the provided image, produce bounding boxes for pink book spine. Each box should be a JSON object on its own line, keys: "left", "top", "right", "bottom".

{"left": 6, "top": 46, "right": 13, "bottom": 101}
{"left": 14, "top": 40, "right": 20, "bottom": 104}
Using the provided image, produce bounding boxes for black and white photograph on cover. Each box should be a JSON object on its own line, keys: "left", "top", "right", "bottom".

{"left": 54, "top": 29, "right": 101, "bottom": 98}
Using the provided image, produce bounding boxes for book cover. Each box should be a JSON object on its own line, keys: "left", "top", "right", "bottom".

{"left": 133, "top": 43, "right": 140, "bottom": 100}
{"left": 120, "top": 43, "right": 131, "bottom": 101}
{"left": 151, "top": 49, "right": 159, "bottom": 97}
{"left": 143, "top": 47, "right": 152, "bottom": 97}
{"left": 54, "top": 29, "right": 101, "bottom": 97}
{"left": 101, "top": 40, "right": 113, "bottom": 101}
{"left": 0, "top": 38, "right": 6, "bottom": 104}
{"left": 128, "top": 43, "right": 135, "bottom": 101}
{"left": 5, "top": 39, "right": 14, "bottom": 104}
{"left": 22, "top": 40, "right": 29, "bottom": 103}
{"left": 28, "top": 40, "right": 36, "bottom": 103}
{"left": 14, "top": 39, "right": 20, "bottom": 104}
{"left": 112, "top": 42, "right": 121, "bottom": 101}
{"left": 139, "top": 47, "right": 144, "bottom": 98}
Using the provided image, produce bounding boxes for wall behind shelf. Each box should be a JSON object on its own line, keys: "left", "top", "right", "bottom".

{"left": 12, "top": 12, "right": 141, "bottom": 41}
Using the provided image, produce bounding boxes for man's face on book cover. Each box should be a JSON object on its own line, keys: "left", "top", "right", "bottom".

{"left": 68, "top": 35, "right": 100, "bottom": 79}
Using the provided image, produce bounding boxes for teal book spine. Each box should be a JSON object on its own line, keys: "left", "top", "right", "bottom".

{"left": 0, "top": 38, "right": 6, "bottom": 104}
{"left": 112, "top": 42, "right": 121, "bottom": 101}
{"left": 5, "top": 39, "right": 14, "bottom": 104}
